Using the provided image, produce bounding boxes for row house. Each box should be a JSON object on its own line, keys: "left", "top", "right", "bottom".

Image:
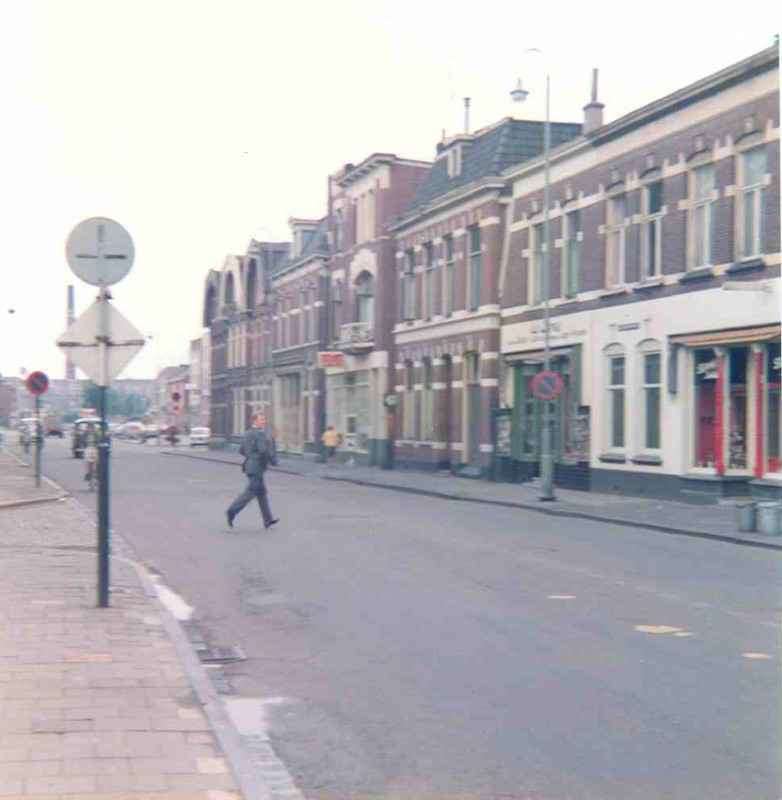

{"left": 271, "top": 217, "right": 330, "bottom": 455}
{"left": 390, "top": 118, "right": 581, "bottom": 476}
{"left": 323, "top": 154, "right": 430, "bottom": 465}
{"left": 204, "top": 239, "right": 288, "bottom": 439}
{"left": 499, "top": 45, "right": 780, "bottom": 502}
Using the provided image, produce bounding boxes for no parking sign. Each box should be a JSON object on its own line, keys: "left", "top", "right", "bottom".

{"left": 531, "top": 371, "right": 563, "bottom": 401}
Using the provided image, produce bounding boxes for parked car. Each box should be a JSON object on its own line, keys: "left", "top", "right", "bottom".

{"left": 46, "top": 425, "right": 64, "bottom": 438}
{"left": 189, "top": 426, "right": 210, "bottom": 446}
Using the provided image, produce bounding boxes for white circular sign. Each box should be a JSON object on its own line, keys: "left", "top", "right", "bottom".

{"left": 65, "top": 217, "right": 135, "bottom": 286}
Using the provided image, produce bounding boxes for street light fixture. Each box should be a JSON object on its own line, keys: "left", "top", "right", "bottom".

{"left": 511, "top": 49, "right": 556, "bottom": 502}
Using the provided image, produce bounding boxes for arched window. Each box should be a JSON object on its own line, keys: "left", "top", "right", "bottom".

{"left": 245, "top": 259, "right": 257, "bottom": 311}
{"left": 355, "top": 272, "right": 374, "bottom": 324}
{"left": 224, "top": 273, "right": 235, "bottom": 311}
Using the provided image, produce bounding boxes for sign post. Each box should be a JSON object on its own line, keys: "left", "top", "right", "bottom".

{"left": 25, "top": 371, "right": 49, "bottom": 488}
{"left": 59, "top": 217, "right": 140, "bottom": 609}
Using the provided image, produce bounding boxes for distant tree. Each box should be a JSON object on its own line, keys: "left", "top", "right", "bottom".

{"left": 82, "top": 383, "right": 120, "bottom": 416}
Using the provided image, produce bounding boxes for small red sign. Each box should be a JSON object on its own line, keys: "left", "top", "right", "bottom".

{"left": 25, "top": 371, "right": 49, "bottom": 396}
{"left": 318, "top": 351, "right": 345, "bottom": 369}
{"left": 531, "top": 370, "right": 563, "bottom": 401}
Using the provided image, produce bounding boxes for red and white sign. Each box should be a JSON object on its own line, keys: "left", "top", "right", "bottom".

{"left": 318, "top": 351, "right": 344, "bottom": 369}
{"left": 531, "top": 370, "right": 564, "bottom": 401}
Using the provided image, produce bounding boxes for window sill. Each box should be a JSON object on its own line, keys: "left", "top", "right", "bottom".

{"left": 631, "top": 453, "right": 663, "bottom": 466}
{"left": 679, "top": 266, "right": 714, "bottom": 284}
{"left": 598, "top": 286, "right": 630, "bottom": 299}
{"left": 725, "top": 258, "right": 766, "bottom": 275}
{"left": 599, "top": 452, "right": 627, "bottom": 463}
{"left": 632, "top": 277, "right": 665, "bottom": 292}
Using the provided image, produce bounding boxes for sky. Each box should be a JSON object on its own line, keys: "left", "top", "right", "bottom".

{"left": 0, "top": 0, "right": 777, "bottom": 381}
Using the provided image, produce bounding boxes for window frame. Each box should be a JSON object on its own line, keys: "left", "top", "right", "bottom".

{"left": 563, "top": 209, "right": 580, "bottom": 298}
{"left": 689, "top": 163, "right": 716, "bottom": 269}
{"left": 606, "top": 195, "right": 627, "bottom": 287}
{"left": 641, "top": 182, "right": 664, "bottom": 279}
{"left": 530, "top": 222, "right": 544, "bottom": 305}
{"left": 606, "top": 347, "right": 626, "bottom": 451}
{"left": 468, "top": 227, "right": 481, "bottom": 312}
{"left": 403, "top": 360, "right": 416, "bottom": 439}
{"left": 639, "top": 346, "right": 662, "bottom": 452}
{"left": 423, "top": 242, "right": 434, "bottom": 320}
{"left": 404, "top": 250, "right": 417, "bottom": 321}
{"left": 421, "top": 358, "right": 434, "bottom": 441}
{"left": 443, "top": 235, "right": 455, "bottom": 317}
{"left": 738, "top": 146, "right": 767, "bottom": 260}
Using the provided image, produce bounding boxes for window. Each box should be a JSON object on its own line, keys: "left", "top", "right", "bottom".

{"left": 403, "top": 360, "right": 415, "bottom": 439}
{"left": 404, "top": 251, "right": 417, "bottom": 320}
{"left": 740, "top": 147, "right": 766, "bottom": 259}
{"left": 421, "top": 358, "right": 434, "bottom": 441}
{"left": 423, "top": 242, "right": 434, "bottom": 320}
{"left": 693, "top": 348, "right": 717, "bottom": 468}
{"left": 355, "top": 272, "right": 374, "bottom": 325}
{"left": 607, "top": 196, "right": 626, "bottom": 286}
{"left": 331, "top": 282, "right": 342, "bottom": 342}
{"left": 466, "top": 352, "right": 481, "bottom": 385}
{"left": 609, "top": 354, "right": 625, "bottom": 448}
{"left": 335, "top": 209, "right": 343, "bottom": 251}
{"left": 641, "top": 182, "right": 663, "bottom": 279}
{"left": 531, "top": 223, "right": 544, "bottom": 304}
{"left": 642, "top": 351, "right": 661, "bottom": 450}
{"left": 443, "top": 236, "right": 455, "bottom": 316}
{"left": 563, "top": 210, "right": 580, "bottom": 297}
{"left": 727, "top": 347, "right": 748, "bottom": 470}
{"left": 691, "top": 164, "right": 715, "bottom": 268}
{"left": 469, "top": 227, "right": 481, "bottom": 311}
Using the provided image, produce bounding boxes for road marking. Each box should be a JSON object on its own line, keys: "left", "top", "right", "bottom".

{"left": 742, "top": 652, "right": 773, "bottom": 660}
{"left": 634, "top": 625, "right": 684, "bottom": 635}
{"left": 548, "top": 595, "right": 576, "bottom": 600}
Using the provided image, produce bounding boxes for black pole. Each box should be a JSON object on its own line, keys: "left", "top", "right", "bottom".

{"left": 34, "top": 395, "right": 41, "bottom": 488}
{"left": 97, "top": 383, "right": 111, "bottom": 608}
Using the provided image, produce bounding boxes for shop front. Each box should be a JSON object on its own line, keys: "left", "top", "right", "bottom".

{"left": 673, "top": 325, "right": 781, "bottom": 501}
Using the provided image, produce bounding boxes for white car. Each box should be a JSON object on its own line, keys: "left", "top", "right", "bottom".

{"left": 189, "top": 427, "right": 210, "bottom": 446}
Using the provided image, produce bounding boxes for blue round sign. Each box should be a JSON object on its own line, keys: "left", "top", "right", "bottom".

{"left": 531, "top": 370, "right": 563, "bottom": 401}
{"left": 25, "top": 371, "right": 49, "bottom": 396}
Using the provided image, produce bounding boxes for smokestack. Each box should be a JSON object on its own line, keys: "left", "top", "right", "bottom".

{"left": 582, "top": 68, "right": 605, "bottom": 134}
{"left": 66, "top": 285, "right": 75, "bottom": 380}
{"left": 464, "top": 97, "right": 471, "bottom": 134}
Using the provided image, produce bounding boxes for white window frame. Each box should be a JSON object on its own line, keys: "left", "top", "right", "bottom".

{"left": 403, "top": 360, "right": 416, "bottom": 439}
{"left": 563, "top": 209, "right": 580, "bottom": 297}
{"left": 421, "top": 358, "right": 434, "bottom": 441}
{"left": 530, "top": 222, "right": 544, "bottom": 304}
{"left": 442, "top": 236, "right": 454, "bottom": 316}
{"left": 641, "top": 182, "right": 663, "bottom": 279}
{"left": 605, "top": 345, "right": 626, "bottom": 452}
{"left": 689, "top": 163, "right": 716, "bottom": 269}
{"left": 423, "top": 242, "right": 434, "bottom": 320}
{"left": 738, "top": 146, "right": 766, "bottom": 260}
{"left": 606, "top": 195, "right": 626, "bottom": 287}
{"left": 638, "top": 342, "right": 662, "bottom": 454}
{"left": 468, "top": 227, "right": 481, "bottom": 312}
{"left": 404, "top": 251, "right": 417, "bottom": 321}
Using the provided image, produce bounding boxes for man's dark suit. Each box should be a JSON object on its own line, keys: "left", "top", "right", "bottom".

{"left": 226, "top": 426, "right": 277, "bottom": 528}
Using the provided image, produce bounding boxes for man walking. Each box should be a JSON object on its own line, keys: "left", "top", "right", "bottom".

{"left": 226, "top": 412, "right": 279, "bottom": 530}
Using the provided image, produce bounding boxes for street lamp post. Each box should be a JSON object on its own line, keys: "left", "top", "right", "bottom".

{"left": 511, "top": 52, "right": 556, "bottom": 501}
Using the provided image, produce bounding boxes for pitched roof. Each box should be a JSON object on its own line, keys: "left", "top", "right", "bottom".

{"left": 407, "top": 118, "right": 582, "bottom": 214}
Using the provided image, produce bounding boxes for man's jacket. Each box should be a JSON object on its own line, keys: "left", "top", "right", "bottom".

{"left": 240, "top": 428, "right": 276, "bottom": 475}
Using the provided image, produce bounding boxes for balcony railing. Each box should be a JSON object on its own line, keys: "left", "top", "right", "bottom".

{"left": 338, "top": 321, "right": 374, "bottom": 351}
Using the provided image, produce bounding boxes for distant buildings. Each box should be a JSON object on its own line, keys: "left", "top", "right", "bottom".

{"left": 199, "top": 44, "right": 780, "bottom": 503}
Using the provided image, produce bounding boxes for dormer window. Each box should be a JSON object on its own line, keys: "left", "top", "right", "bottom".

{"left": 447, "top": 144, "right": 463, "bottom": 178}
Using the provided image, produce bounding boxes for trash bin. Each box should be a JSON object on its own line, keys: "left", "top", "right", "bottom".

{"left": 756, "top": 502, "right": 782, "bottom": 536}
{"left": 735, "top": 501, "right": 757, "bottom": 533}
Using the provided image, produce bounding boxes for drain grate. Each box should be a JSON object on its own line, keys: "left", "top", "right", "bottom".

{"left": 198, "top": 645, "right": 246, "bottom": 664}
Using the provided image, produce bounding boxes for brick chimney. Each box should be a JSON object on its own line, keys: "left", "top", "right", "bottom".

{"left": 583, "top": 68, "right": 604, "bottom": 134}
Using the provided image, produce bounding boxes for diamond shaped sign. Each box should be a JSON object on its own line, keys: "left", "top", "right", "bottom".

{"left": 56, "top": 299, "right": 145, "bottom": 386}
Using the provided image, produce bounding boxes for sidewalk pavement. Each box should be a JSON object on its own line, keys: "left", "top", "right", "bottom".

{"left": 164, "top": 448, "right": 782, "bottom": 551}
{"left": 0, "top": 448, "right": 274, "bottom": 800}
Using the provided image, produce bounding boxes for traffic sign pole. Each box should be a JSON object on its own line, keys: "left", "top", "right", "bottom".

{"left": 97, "top": 287, "right": 111, "bottom": 609}
{"left": 34, "top": 394, "right": 41, "bottom": 488}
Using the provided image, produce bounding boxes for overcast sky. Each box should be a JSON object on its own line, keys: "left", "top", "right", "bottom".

{"left": 0, "top": 0, "right": 776, "bottom": 382}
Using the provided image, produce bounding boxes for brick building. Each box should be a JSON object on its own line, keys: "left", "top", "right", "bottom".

{"left": 390, "top": 118, "right": 581, "bottom": 476}
{"left": 271, "top": 218, "right": 330, "bottom": 455}
{"left": 324, "top": 153, "right": 430, "bottom": 465}
{"left": 499, "top": 45, "right": 780, "bottom": 502}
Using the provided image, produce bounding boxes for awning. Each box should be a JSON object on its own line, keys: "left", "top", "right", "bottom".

{"left": 670, "top": 324, "right": 780, "bottom": 348}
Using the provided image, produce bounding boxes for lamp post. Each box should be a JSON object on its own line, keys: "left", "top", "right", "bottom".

{"left": 511, "top": 50, "right": 556, "bottom": 501}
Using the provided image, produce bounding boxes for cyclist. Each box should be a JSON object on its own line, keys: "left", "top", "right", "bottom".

{"left": 83, "top": 423, "right": 99, "bottom": 490}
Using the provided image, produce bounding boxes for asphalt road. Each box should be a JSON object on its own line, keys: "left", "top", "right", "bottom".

{"left": 40, "top": 436, "right": 780, "bottom": 800}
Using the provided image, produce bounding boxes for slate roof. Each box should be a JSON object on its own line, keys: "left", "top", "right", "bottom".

{"left": 271, "top": 216, "right": 329, "bottom": 276}
{"left": 406, "top": 118, "right": 582, "bottom": 215}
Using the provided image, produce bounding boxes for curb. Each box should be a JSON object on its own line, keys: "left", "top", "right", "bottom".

{"left": 0, "top": 493, "right": 69, "bottom": 510}
{"left": 322, "top": 475, "right": 782, "bottom": 552}
{"left": 159, "top": 449, "right": 306, "bottom": 476}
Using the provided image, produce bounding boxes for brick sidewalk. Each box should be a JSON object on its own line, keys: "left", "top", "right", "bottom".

{"left": 0, "top": 449, "right": 253, "bottom": 799}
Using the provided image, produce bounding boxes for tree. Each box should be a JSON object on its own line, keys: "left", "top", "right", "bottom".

{"left": 82, "top": 383, "right": 120, "bottom": 416}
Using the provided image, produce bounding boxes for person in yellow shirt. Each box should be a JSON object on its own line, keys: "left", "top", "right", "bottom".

{"left": 321, "top": 425, "right": 341, "bottom": 467}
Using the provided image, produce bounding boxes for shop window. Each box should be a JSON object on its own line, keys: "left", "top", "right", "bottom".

{"left": 642, "top": 351, "right": 661, "bottom": 450}
{"left": 693, "top": 348, "right": 717, "bottom": 468}
{"left": 728, "top": 347, "right": 749, "bottom": 470}
{"left": 740, "top": 147, "right": 766, "bottom": 259}
{"left": 766, "top": 342, "right": 781, "bottom": 473}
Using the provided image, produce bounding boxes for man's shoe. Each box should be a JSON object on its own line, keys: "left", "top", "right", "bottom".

{"left": 226, "top": 511, "right": 234, "bottom": 529}
{"left": 264, "top": 517, "right": 280, "bottom": 530}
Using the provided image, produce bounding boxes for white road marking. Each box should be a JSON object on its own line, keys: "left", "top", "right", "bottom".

{"left": 742, "top": 652, "right": 773, "bottom": 660}
{"left": 548, "top": 595, "right": 576, "bottom": 600}
{"left": 634, "top": 625, "right": 684, "bottom": 635}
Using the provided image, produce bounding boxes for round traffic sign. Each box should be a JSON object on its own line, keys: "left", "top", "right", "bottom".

{"left": 531, "top": 370, "right": 564, "bottom": 401}
{"left": 66, "top": 217, "right": 135, "bottom": 286}
{"left": 25, "top": 371, "right": 49, "bottom": 396}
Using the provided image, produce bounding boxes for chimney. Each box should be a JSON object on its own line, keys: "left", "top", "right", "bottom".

{"left": 464, "top": 97, "right": 471, "bottom": 134}
{"left": 583, "top": 68, "right": 604, "bottom": 134}
{"left": 65, "top": 285, "right": 75, "bottom": 380}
